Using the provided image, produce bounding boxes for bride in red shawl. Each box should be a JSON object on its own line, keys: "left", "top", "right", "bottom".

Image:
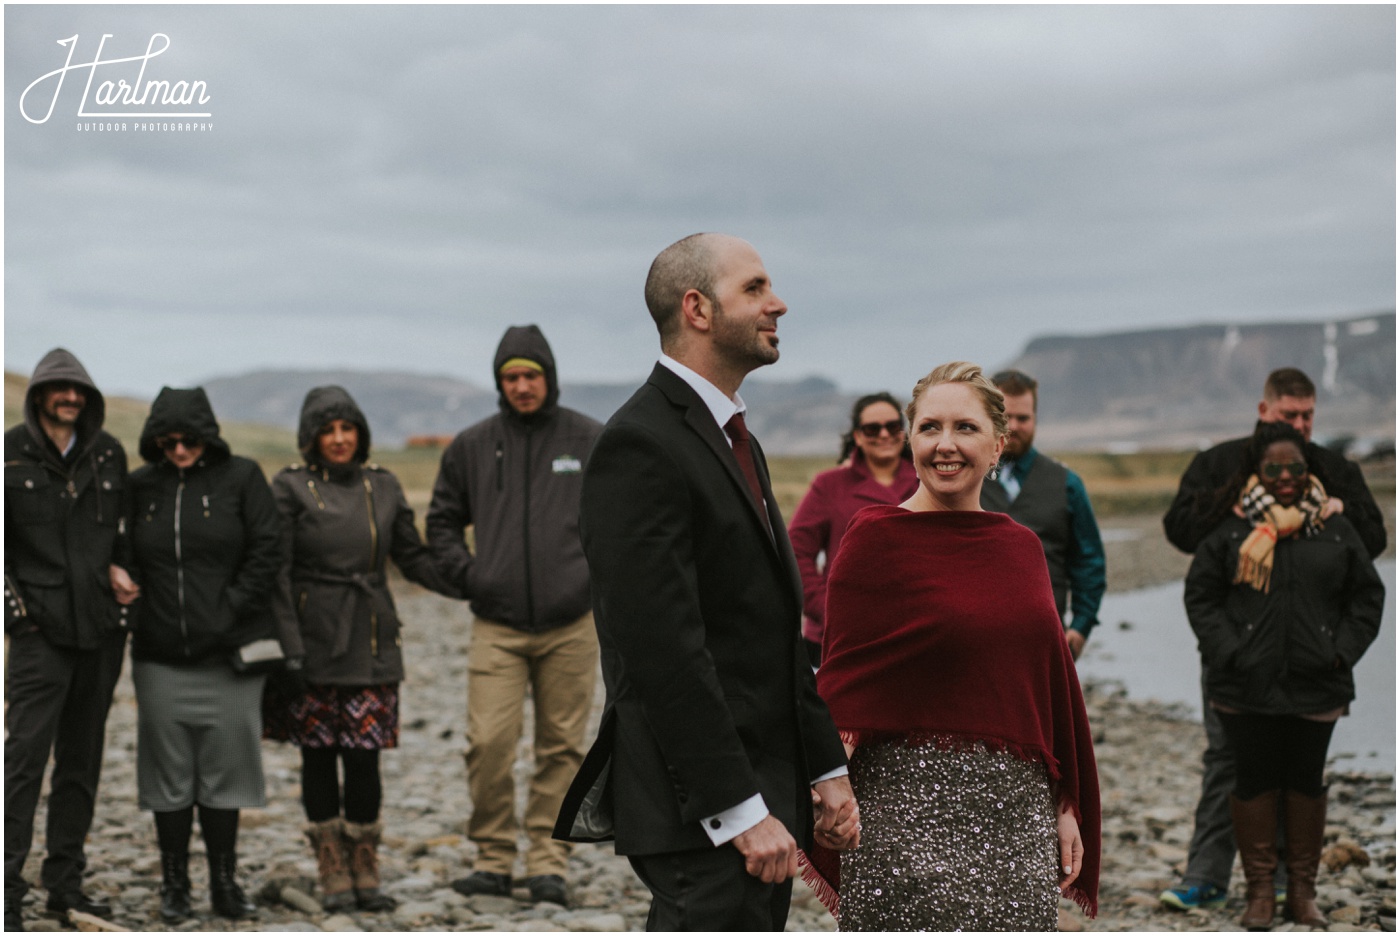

{"left": 802, "top": 361, "right": 1100, "bottom": 931}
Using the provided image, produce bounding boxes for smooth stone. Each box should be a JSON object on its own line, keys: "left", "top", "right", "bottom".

{"left": 392, "top": 900, "right": 446, "bottom": 927}
{"left": 117, "top": 886, "right": 152, "bottom": 905}
{"left": 321, "top": 914, "right": 364, "bottom": 931}
{"left": 572, "top": 913, "right": 628, "bottom": 932}
{"left": 467, "top": 895, "right": 519, "bottom": 915}
{"left": 1329, "top": 906, "right": 1363, "bottom": 925}
{"left": 264, "top": 923, "right": 320, "bottom": 932}
{"left": 281, "top": 885, "right": 323, "bottom": 915}
{"left": 1123, "top": 892, "right": 1161, "bottom": 908}
{"left": 27, "top": 921, "right": 63, "bottom": 932}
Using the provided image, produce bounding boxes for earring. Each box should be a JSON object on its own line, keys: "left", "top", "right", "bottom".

{"left": 987, "top": 464, "right": 999, "bottom": 481}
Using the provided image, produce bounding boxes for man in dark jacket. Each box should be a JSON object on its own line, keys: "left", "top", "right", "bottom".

{"left": 427, "top": 325, "right": 603, "bottom": 906}
{"left": 5, "top": 349, "right": 133, "bottom": 929}
{"left": 1158, "top": 366, "right": 1388, "bottom": 912}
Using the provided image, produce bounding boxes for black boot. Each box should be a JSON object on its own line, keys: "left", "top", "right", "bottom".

{"left": 207, "top": 852, "right": 256, "bottom": 920}
{"left": 159, "top": 850, "right": 192, "bottom": 923}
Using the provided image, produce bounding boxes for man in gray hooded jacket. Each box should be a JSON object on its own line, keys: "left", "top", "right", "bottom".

{"left": 5, "top": 349, "right": 134, "bottom": 929}
{"left": 427, "top": 325, "right": 602, "bottom": 906}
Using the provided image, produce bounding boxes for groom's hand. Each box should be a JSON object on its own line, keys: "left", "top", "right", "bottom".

{"left": 733, "top": 815, "right": 799, "bottom": 883}
{"left": 812, "top": 776, "right": 861, "bottom": 850}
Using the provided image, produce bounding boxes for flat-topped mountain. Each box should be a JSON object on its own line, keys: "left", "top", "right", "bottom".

{"left": 170, "top": 310, "right": 1395, "bottom": 454}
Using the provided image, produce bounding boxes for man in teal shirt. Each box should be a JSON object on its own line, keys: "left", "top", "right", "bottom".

{"left": 980, "top": 369, "right": 1106, "bottom": 659}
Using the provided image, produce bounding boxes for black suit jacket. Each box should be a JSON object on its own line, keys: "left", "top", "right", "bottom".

{"left": 555, "top": 363, "right": 847, "bottom": 855}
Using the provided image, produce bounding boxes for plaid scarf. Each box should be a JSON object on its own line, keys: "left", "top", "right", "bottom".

{"left": 1233, "top": 474, "right": 1328, "bottom": 592}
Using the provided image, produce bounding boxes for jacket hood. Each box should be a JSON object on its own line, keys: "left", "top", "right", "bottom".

{"left": 138, "top": 387, "right": 230, "bottom": 464}
{"left": 493, "top": 324, "right": 559, "bottom": 418}
{"left": 297, "top": 385, "right": 371, "bottom": 465}
{"left": 24, "top": 348, "right": 105, "bottom": 459}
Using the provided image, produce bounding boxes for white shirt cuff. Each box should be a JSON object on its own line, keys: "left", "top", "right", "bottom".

{"left": 812, "top": 765, "right": 849, "bottom": 784}
{"left": 701, "top": 793, "right": 769, "bottom": 846}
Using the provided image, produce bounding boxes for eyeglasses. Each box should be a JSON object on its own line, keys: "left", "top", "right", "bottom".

{"left": 156, "top": 435, "right": 203, "bottom": 452}
{"left": 1261, "top": 461, "right": 1307, "bottom": 480}
{"left": 857, "top": 420, "right": 905, "bottom": 439}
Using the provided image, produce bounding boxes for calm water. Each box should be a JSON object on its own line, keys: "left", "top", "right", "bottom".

{"left": 1078, "top": 561, "right": 1396, "bottom": 775}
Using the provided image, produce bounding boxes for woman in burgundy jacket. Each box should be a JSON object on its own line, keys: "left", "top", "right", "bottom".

{"left": 788, "top": 392, "right": 918, "bottom": 666}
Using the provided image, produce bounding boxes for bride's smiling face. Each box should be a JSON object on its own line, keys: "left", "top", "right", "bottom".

{"left": 908, "top": 382, "right": 1005, "bottom": 510}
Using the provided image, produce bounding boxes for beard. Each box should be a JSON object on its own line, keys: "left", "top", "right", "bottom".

{"left": 711, "top": 296, "right": 779, "bottom": 370}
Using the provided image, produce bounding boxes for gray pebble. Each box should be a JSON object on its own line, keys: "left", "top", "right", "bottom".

{"left": 320, "top": 913, "right": 364, "bottom": 931}
{"left": 281, "top": 885, "right": 324, "bottom": 915}
{"left": 571, "top": 912, "right": 627, "bottom": 932}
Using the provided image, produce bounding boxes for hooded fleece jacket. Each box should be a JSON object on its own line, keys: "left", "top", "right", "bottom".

{"left": 426, "top": 325, "right": 602, "bottom": 633}
{"left": 4, "top": 348, "right": 130, "bottom": 648}
{"left": 127, "top": 387, "right": 283, "bottom": 665}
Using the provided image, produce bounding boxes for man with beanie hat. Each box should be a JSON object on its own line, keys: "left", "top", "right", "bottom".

{"left": 427, "top": 325, "right": 603, "bottom": 907}
{"left": 5, "top": 349, "right": 135, "bottom": 930}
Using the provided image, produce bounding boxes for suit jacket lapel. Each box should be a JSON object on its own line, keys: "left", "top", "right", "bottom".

{"left": 648, "top": 364, "right": 778, "bottom": 548}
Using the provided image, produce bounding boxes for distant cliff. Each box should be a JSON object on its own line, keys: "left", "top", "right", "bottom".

{"left": 1010, "top": 311, "right": 1394, "bottom": 449}
{"left": 196, "top": 311, "right": 1394, "bottom": 453}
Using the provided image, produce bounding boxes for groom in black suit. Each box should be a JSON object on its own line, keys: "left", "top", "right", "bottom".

{"left": 555, "top": 233, "right": 859, "bottom": 930}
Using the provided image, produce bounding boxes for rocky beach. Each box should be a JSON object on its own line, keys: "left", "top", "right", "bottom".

{"left": 10, "top": 509, "right": 1396, "bottom": 933}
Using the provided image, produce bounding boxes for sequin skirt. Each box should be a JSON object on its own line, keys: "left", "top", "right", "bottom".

{"left": 263, "top": 682, "right": 399, "bottom": 749}
{"left": 839, "top": 739, "right": 1059, "bottom": 932}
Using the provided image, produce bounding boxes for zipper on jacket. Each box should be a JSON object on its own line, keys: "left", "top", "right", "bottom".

{"left": 495, "top": 443, "right": 504, "bottom": 492}
{"left": 363, "top": 475, "right": 381, "bottom": 658}
{"left": 523, "top": 426, "right": 535, "bottom": 629}
{"left": 307, "top": 479, "right": 326, "bottom": 509}
{"left": 175, "top": 474, "right": 190, "bottom": 656}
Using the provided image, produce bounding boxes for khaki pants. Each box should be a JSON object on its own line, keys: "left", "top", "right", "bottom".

{"left": 465, "top": 614, "right": 598, "bottom": 878}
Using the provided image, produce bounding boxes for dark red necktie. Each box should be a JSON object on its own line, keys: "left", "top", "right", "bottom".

{"left": 724, "top": 412, "right": 769, "bottom": 528}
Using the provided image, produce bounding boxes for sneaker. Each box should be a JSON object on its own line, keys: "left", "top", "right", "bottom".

{"left": 1159, "top": 883, "right": 1228, "bottom": 911}
{"left": 451, "top": 871, "right": 512, "bottom": 898}
{"left": 525, "top": 875, "right": 568, "bottom": 906}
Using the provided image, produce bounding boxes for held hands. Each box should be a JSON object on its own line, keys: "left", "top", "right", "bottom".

{"left": 1056, "top": 806, "right": 1083, "bottom": 891}
{"left": 1321, "top": 497, "right": 1345, "bottom": 519}
{"left": 812, "top": 775, "right": 861, "bottom": 851}
{"left": 732, "top": 814, "right": 799, "bottom": 883}
{"left": 109, "top": 565, "right": 140, "bottom": 605}
{"left": 1065, "top": 630, "right": 1086, "bottom": 661}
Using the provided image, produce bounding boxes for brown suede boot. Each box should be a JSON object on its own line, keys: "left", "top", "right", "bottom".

{"left": 343, "top": 820, "right": 397, "bottom": 912}
{"left": 1283, "top": 789, "right": 1329, "bottom": 928}
{"left": 305, "top": 819, "right": 355, "bottom": 912}
{"left": 1231, "top": 791, "right": 1281, "bottom": 931}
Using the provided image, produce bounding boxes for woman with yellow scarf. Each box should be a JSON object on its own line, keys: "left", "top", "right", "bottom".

{"left": 1185, "top": 421, "right": 1384, "bottom": 931}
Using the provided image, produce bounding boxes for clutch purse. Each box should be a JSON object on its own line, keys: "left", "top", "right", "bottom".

{"left": 230, "top": 637, "right": 286, "bottom": 674}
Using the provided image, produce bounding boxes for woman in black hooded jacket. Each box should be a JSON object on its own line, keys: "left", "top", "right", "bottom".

{"left": 1186, "top": 421, "right": 1383, "bottom": 931}
{"left": 127, "top": 387, "right": 282, "bottom": 923}
{"left": 264, "top": 386, "right": 459, "bottom": 912}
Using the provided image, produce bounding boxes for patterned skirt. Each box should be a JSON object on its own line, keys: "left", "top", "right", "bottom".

{"left": 263, "top": 681, "right": 399, "bottom": 750}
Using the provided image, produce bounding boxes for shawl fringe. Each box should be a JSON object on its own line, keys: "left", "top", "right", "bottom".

{"left": 798, "top": 849, "right": 840, "bottom": 917}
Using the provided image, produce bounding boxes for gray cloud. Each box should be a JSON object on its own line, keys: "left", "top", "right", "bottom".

{"left": 5, "top": 5, "right": 1393, "bottom": 400}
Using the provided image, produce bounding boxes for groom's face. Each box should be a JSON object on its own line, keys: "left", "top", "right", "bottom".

{"left": 708, "top": 240, "right": 787, "bottom": 371}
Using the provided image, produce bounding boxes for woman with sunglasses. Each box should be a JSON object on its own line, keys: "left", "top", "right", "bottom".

{"left": 126, "top": 387, "right": 283, "bottom": 923}
{"left": 788, "top": 392, "right": 918, "bottom": 666}
{"left": 1186, "top": 420, "right": 1383, "bottom": 930}
{"left": 263, "top": 386, "right": 458, "bottom": 913}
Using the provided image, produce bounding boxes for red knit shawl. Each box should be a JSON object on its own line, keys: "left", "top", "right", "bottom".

{"left": 802, "top": 505, "right": 1101, "bottom": 919}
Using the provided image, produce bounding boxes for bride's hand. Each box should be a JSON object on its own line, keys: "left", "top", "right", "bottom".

{"left": 1056, "top": 807, "right": 1083, "bottom": 890}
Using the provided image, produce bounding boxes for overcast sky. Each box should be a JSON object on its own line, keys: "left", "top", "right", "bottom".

{"left": 5, "top": 4, "right": 1395, "bottom": 400}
